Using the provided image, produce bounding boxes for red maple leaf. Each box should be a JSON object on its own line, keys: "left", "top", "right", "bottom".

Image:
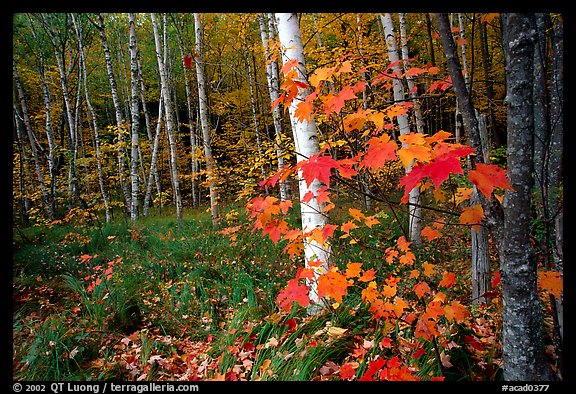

{"left": 339, "top": 363, "right": 356, "bottom": 380}
{"left": 276, "top": 276, "right": 310, "bottom": 311}
{"left": 300, "top": 154, "right": 339, "bottom": 187}
{"left": 183, "top": 55, "right": 193, "bottom": 70}
{"left": 359, "top": 357, "right": 386, "bottom": 381}
{"left": 468, "top": 163, "right": 513, "bottom": 200}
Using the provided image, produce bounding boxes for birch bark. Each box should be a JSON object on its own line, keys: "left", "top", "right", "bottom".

{"left": 194, "top": 13, "right": 219, "bottom": 227}
{"left": 275, "top": 13, "right": 332, "bottom": 314}
{"left": 380, "top": 13, "right": 422, "bottom": 247}
{"left": 151, "top": 13, "right": 183, "bottom": 224}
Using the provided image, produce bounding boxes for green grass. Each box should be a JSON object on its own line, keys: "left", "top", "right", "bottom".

{"left": 13, "top": 200, "right": 502, "bottom": 381}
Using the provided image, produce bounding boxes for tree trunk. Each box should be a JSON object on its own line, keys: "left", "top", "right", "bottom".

{"left": 380, "top": 13, "right": 422, "bottom": 248}
{"left": 151, "top": 13, "right": 183, "bottom": 224}
{"left": 13, "top": 103, "right": 32, "bottom": 225}
{"left": 174, "top": 20, "right": 199, "bottom": 208}
{"left": 500, "top": 13, "right": 553, "bottom": 381}
{"left": 128, "top": 13, "right": 140, "bottom": 222}
{"left": 143, "top": 91, "right": 164, "bottom": 218}
{"left": 97, "top": 13, "right": 131, "bottom": 216}
{"left": 275, "top": 13, "right": 332, "bottom": 315}
{"left": 73, "top": 14, "right": 111, "bottom": 223}
{"left": 425, "top": 13, "right": 436, "bottom": 66}
{"left": 436, "top": 13, "right": 499, "bottom": 307}
{"left": 194, "top": 13, "right": 219, "bottom": 227}
{"left": 13, "top": 60, "right": 53, "bottom": 219}
{"left": 258, "top": 13, "right": 290, "bottom": 201}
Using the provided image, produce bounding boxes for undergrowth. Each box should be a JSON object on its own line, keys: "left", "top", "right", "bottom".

{"left": 12, "top": 202, "right": 507, "bottom": 381}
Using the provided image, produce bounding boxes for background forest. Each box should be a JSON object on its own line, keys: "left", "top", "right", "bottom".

{"left": 12, "top": 13, "right": 563, "bottom": 382}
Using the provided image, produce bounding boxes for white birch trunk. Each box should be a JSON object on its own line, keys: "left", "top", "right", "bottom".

{"left": 97, "top": 13, "right": 131, "bottom": 214}
{"left": 151, "top": 13, "right": 183, "bottom": 224}
{"left": 143, "top": 92, "right": 164, "bottom": 217}
{"left": 194, "top": 13, "right": 219, "bottom": 227}
{"left": 175, "top": 27, "right": 199, "bottom": 208}
{"left": 73, "top": 14, "right": 111, "bottom": 223}
{"left": 380, "top": 13, "right": 422, "bottom": 247}
{"left": 128, "top": 13, "right": 140, "bottom": 222}
{"left": 275, "top": 13, "right": 332, "bottom": 314}
{"left": 258, "top": 13, "right": 290, "bottom": 201}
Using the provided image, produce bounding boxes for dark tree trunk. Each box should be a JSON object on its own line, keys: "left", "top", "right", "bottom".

{"left": 500, "top": 13, "right": 553, "bottom": 381}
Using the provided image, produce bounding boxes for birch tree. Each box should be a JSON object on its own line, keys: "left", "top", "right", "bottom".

{"left": 72, "top": 14, "right": 111, "bottom": 223}
{"left": 40, "top": 14, "right": 87, "bottom": 211}
{"left": 275, "top": 13, "right": 332, "bottom": 315}
{"left": 128, "top": 13, "right": 140, "bottom": 222}
{"left": 96, "top": 13, "right": 131, "bottom": 215}
{"left": 380, "top": 13, "right": 422, "bottom": 247}
{"left": 194, "top": 12, "right": 219, "bottom": 227}
{"left": 151, "top": 13, "right": 183, "bottom": 224}
{"left": 258, "top": 13, "right": 290, "bottom": 201}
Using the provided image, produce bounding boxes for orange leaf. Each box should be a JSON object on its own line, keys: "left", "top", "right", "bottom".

{"left": 361, "top": 134, "right": 397, "bottom": 172}
{"left": 538, "top": 271, "right": 563, "bottom": 298}
{"left": 294, "top": 98, "right": 315, "bottom": 122}
{"left": 439, "top": 271, "right": 457, "bottom": 288}
{"left": 459, "top": 204, "right": 484, "bottom": 231}
{"left": 349, "top": 208, "right": 365, "bottom": 222}
{"left": 413, "top": 281, "right": 431, "bottom": 299}
{"left": 444, "top": 300, "right": 470, "bottom": 322}
{"left": 468, "top": 163, "right": 513, "bottom": 200}
{"left": 361, "top": 281, "right": 380, "bottom": 303}
{"left": 399, "top": 251, "right": 415, "bottom": 266}
{"left": 382, "top": 285, "right": 397, "bottom": 298}
{"left": 397, "top": 236, "right": 411, "bottom": 252}
{"left": 317, "top": 268, "right": 350, "bottom": 303}
{"left": 421, "top": 262, "right": 436, "bottom": 277}
{"left": 421, "top": 226, "right": 442, "bottom": 242}
{"left": 345, "top": 262, "right": 363, "bottom": 278}
{"left": 358, "top": 268, "right": 376, "bottom": 282}
{"left": 364, "top": 216, "right": 380, "bottom": 228}
{"left": 341, "top": 220, "right": 359, "bottom": 234}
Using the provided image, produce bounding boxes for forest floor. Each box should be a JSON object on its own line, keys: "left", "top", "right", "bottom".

{"left": 13, "top": 201, "right": 555, "bottom": 382}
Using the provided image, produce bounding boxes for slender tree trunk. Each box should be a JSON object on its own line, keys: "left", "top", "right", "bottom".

{"left": 73, "top": 14, "right": 111, "bottom": 223}
{"left": 97, "top": 13, "right": 131, "bottom": 216}
{"left": 151, "top": 13, "right": 183, "bottom": 224}
{"left": 243, "top": 36, "right": 268, "bottom": 195}
{"left": 500, "top": 13, "right": 553, "bottom": 381}
{"left": 479, "top": 17, "right": 497, "bottom": 147}
{"left": 425, "top": 13, "right": 436, "bottom": 66}
{"left": 194, "top": 13, "right": 219, "bottom": 227}
{"left": 380, "top": 13, "right": 422, "bottom": 247}
{"left": 28, "top": 13, "right": 59, "bottom": 218}
{"left": 143, "top": 92, "right": 164, "bottom": 217}
{"left": 174, "top": 22, "right": 199, "bottom": 208}
{"left": 436, "top": 13, "right": 498, "bottom": 306}
{"left": 258, "top": 13, "right": 290, "bottom": 201}
{"left": 128, "top": 13, "right": 140, "bottom": 222}
{"left": 13, "top": 104, "right": 32, "bottom": 224}
{"left": 275, "top": 13, "right": 332, "bottom": 315}
{"left": 13, "top": 60, "right": 53, "bottom": 218}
